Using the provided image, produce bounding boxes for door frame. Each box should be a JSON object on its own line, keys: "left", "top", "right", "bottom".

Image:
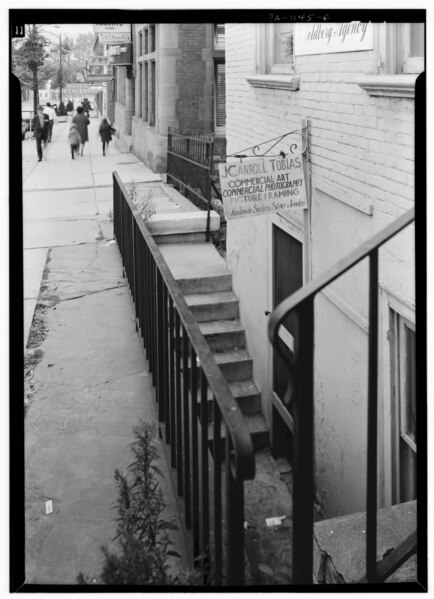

{"left": 266, "top": 210, "right": 310, "bottom": 437}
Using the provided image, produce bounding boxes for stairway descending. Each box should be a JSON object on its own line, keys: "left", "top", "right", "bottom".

{"left": 158, "top": 242, "right": 268, "bottom": 450}
{"left": 158, "top": 240, "right": 294, "bottom": 584}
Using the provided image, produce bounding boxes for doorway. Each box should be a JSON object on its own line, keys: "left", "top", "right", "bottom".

{"left": 271, "top": 223, "right": 303, "bottom": 461}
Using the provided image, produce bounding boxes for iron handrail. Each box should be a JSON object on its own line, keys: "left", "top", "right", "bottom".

{"left": 113, "top": 171, "right": 255, "bottom": 482}
{"left": 268, "top": 207, "right": 415, "bottom": 584}
{"left": 269, "top": 208, "right": 414, "bottom": 337}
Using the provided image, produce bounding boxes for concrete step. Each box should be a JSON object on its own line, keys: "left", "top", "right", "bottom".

{"left": 214, "top": 348, "right": 253, "bottom": 382}
{"left": 154, "top": 232, "right": 207, "bottom": 244}
{"left": 159, "top": 242, "right": 232, "bottom": 294}
{"left": 178, "top": 274, "right": 232, "bottom": 295}
{"left": 200, "top": 379, "right": 261, "bottom": 420}
{"left": 184, "top": 290, "right": 239, "bottom": 322}
{"left": 198, "top": 319, "right": 245, "bottom": 352}
{"left": 229, "top": 379, "right": 261, "bottom": 415}
{"left": 208, "top": 413, "right": 269, "bottom": 453}
{"left": 148, "top": 211, "right": 220, "bottom": 238}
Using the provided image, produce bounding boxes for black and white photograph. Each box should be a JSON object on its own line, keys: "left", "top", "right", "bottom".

{"left": 9, "top": 5, "right": 427, "bottom": 591}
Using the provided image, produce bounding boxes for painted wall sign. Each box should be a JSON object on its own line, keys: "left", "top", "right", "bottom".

{"left": 93, "top": 24, "right": 130, "bottom": 33}
{"left": 218, "top": 155, "right": 307, "bottom": 220}
{"left": 294, "top": 22, "right": 373, "bottom": 55}
{"left": 98, "top": 32, "right": 131, "bottom": 44}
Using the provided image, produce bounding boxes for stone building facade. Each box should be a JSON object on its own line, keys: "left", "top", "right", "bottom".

{"left": 128, "top": 23, "right": 224, "bottom": 173}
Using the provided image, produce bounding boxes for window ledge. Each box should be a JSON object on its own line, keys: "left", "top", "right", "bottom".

{"left": 356, "top": 74, "right": 418, "bottom": 98}
{"left": 247, "top": 74, "right": 300, "bottom": 91}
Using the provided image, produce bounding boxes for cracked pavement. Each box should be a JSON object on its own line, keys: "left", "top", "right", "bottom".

{"left": 23, "top": 116, "right": 187, "bottom": 585}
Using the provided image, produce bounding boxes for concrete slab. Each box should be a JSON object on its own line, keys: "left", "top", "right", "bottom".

{"left": 25, "top": 254, "right": 189, "bottom": 584}
{"left": 24, "top": 248, "right": 48, "bottom": 348}
{"left": 148, "top": 211, "right": 220, "bottom": 235}
{"left": 24, "top": 154, "right": 95, "bottom": 191}
{"left": 93, "top": 186, "right": 113, "bottom": 218}
{"left": 24, "top": 188, "right": 99, "bottom": 220}
{"left": 41, "top": 242, "right": 124, "bottom": 301}
{"left": 92, "top": 164, "right": 161, "bottom": 187}
{"left": 24, "top": 219, "right": 101, "bottom": 249}
{"left": 313, "top": 500, "right": 417, "bottom": 583}
{"left": 159, "top": 242, "right": 230, "bottom": 280}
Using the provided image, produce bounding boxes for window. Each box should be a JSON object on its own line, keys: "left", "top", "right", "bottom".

{"left": 137, "top": 25, "right": 156, "bottom": 124}
{"left": 380, "top": 22, "right": 425, "bottom": 75}
{"left": 389, "top": 309, "right": 416, "bottom": 504}
{"left": 401, "top": 23, "right": 424, "bottom": 74}
{"left": 149, "top": 61, "right": 155, "bottom": 126}
{"left": 247, "top": 23, "right": 299, "bottom": 91}
{"left": 214, "top": 61, "right": 226, "bottom": 131}
{"left": 271, "top": 23, "right": 294, "bottom": 74}
{"left": 214, "top": 23, "right": 225, "bottom": 50}
{"left": 149, "top": 25, "right": 156, "bottom": 53}
{"left": 143, "top": 61, "right": 148, "bottom": 121}
{"left": 357, "top": 22, "right": 424, "bottom": 97}
{"left": 138, "top": 31, "right": 143, "bottom": 57}
{"left": 137, "top": 62, "right": 142, "bottom": 118}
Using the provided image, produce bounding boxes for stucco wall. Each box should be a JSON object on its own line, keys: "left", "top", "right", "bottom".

{"left": 225, "top": 23, "right": 416, "bottom": 518}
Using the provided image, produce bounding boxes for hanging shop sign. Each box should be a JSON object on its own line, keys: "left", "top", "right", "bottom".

{"left": 294, "top": 22, "right": 373, "bottom": 55}
{"left": 90, "top": 56, "right": 113, "bottom": 66}
{"left": 93, "top": 24, "right": 130, "bottom": 33}
{"left": 218, "top": 155, "right": 307, "bottom": 220}
{"left": 98, "top": 32, "right": 131, "bottom": 44}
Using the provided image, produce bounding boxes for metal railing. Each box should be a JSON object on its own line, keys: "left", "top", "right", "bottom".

{"left": 268, "top": 208, "right": 416, "bottom": 584}
{"left": 167, "top": 127, "right": 214, "bottom": 240}
{"left": 113, "top": 172, "right": 255, "bottom": 586}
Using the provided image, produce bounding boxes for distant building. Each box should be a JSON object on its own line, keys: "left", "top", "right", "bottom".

{"left": 109, "top": 23, "right": 226, "bottom": 171}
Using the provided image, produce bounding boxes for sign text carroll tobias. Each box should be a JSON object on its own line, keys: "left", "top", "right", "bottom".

{"left": 218, "top": 155, "right": 307, "bottom": 220}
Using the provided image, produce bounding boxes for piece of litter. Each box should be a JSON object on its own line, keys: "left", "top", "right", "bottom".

{"left": 45, "top": 500, "right": 53, "bottom": 514}
{"left": 265, "top": 515, "right": 286, "bottom": 527}
{"left": 103, "top": 240, "right": 116, "bottom": 247}
{"left": 244, "top": 521, "right": 249, "bottom": 530}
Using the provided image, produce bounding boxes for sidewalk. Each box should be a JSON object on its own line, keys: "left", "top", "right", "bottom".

{"left": 23, "top": 115, "right": 189, "bottom": 584}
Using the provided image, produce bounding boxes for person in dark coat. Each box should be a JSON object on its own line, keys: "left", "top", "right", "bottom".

{"left": 32, "top": 105, "right": 49, "bottom": 161}
{"left": 98, "top": 117, "right": 116, "bottom": 156}
{"left": 71, "top": 106, "right": 90, "bottom": 156}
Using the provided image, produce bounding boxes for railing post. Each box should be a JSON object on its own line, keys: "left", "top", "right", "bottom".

{"left": 205, "top": 138, "right": 213, "bottom": 242}
{"left": 226, "top": 434, "right": 245, "bottom": 586}
{"left": 292, "top": 298, "right": 314, "bottom": 584}
{"left": 366, "top": 249, "right": 379, "bottom": 582}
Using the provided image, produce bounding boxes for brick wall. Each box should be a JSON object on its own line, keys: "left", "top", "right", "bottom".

{"left": 225, "top": 24, "right": 415, "bottom": 221}
{"left": 225, "top": 23, "right": 416, "bottom": 518}
{"left": 176, "top": 24, "right": 214, "bottom": 132}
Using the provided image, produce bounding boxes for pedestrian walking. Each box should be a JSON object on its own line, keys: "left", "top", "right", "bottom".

{"left": 21, "top": 119, "right": 28, "bottom": 141}
{"left": 43, "top": 102, "right": 56, "bottom": 142}
{"left": 32, "top": 105, "right": 49, "bottom": 162}
{"left": 71, "top": 106, "right": 90, "bottom": 156}
{"left": 67, "top": 124, "right": 80, "bottom": 159}
{"left": 98, "top": 117, "right": 116, "bottom": 156}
